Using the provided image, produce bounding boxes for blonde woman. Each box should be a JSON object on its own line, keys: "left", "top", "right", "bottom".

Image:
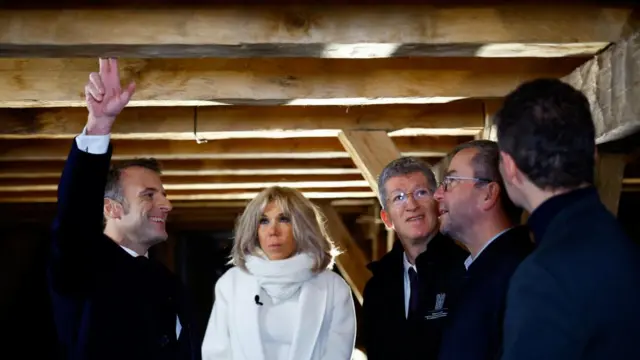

{"left": 201, "top": 186, "right": 357, "bottom": 360}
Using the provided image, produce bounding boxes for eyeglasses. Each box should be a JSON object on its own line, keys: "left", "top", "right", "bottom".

{"left": 387, "top": 188, "right": 433, "bottom": 208}
{"left": 439, "top": 175, "right": 492, "bottom": 192}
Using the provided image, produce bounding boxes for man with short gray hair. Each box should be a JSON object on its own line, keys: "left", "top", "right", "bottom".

{"left": 362, "top": 157, "right": 468, "bottom": 360}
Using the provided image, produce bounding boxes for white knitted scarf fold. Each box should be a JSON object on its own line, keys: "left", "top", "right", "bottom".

{"left": 245, "top": 252, "right": 315, "bottom": 304}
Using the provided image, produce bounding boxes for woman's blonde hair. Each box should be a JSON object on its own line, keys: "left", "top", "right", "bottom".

{"left": 229, "top": 186, "right": 341, "bottom": 273}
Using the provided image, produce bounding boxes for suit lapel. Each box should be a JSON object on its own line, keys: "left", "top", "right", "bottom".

{"left": 234, "top": 275, "right": 265, "bottom": 360}
{"left": 288, "top": 277, "right": 326, "bottom": 360}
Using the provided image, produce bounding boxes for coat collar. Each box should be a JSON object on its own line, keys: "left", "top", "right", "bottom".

{"left": 288, "top": 277, "right": 326, "bottom": 360}
{"left": 234, "top": 276, "right": 265, "bottom": 360}
{"left": 233, "top": 271, "right": 327, "bottom": 360}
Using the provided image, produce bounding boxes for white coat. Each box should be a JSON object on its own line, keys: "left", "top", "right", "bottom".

{"left": 201, "top": 266, "right": 356, "bottom": 360}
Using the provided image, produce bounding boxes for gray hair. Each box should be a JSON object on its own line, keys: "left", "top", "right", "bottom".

{"left": 377, "top": 157, "right": 438, "bottom": 210}
{"left": 448, "top": 139, "right": 522, "bottom": 224}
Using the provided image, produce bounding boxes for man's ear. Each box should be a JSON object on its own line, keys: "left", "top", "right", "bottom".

{"left": 500, "top": 151, "right": 519, "bottom": 184}
{"left": 103, "top": 198, "right": 122, "bottom": 220}
{"left": 480, "top": 182, "right": 500, "bottom": 211}
{"left": 380, "top": 208, "right": 394, "bottom": 230}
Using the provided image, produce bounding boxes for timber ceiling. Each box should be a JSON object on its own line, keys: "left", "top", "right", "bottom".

{"left": 1, "top": 0, "right": 640, "bottom": 229}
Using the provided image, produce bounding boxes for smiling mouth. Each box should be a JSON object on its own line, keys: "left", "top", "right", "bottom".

{"left": 149, "top": 216, "right": 166, "bottom": 223}
{"left": 439, "top": 209, "right": 449, "bottom": 216}
{"left": 406, "top": 215, "right": 424, "bottom": 222}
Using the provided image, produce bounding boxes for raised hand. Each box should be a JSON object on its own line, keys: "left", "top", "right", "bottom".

{"left": 85, "top": 58, "right": 136, "bottom": 135}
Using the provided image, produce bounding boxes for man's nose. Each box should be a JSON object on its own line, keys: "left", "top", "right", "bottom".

{"left": 433, "top": 186, "right": 444, "bottom": 201}
{"left": 158, "top": 196, "right": 172, "bottom": 212}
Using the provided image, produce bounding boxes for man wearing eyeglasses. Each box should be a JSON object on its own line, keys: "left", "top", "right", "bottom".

{"left": 432, "top": 140, "right": 534, "bottom": 360}
{"left": 361, "top": 157, "right": 468, "bottom": 360}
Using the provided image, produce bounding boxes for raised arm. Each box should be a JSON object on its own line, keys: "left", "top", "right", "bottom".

{"left": 49, "top": 58, "right": 136, "bottom": 292}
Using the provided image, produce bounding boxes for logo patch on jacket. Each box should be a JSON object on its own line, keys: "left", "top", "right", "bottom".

{"left": 425, "top": 293, "right": 448, "bottom": 320}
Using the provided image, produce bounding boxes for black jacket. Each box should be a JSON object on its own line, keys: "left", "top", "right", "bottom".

{"left": 438, "top": 226, "right": 534, "bottom": 360}
{"left": 501, "top": 187, "right": 640, "bottom": 360}
{"left": 47, "top": 139, "right": 201, "bottom": 360}
{"left": 362, "top": 233, "right": 468, "bottom": 360}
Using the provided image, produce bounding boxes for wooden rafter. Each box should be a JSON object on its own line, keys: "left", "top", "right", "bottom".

{"left": 0, "top": 57, "right": 587, "bottom": 107}
{"left": 0, "top": 5, "right": 631, "bottom": 58}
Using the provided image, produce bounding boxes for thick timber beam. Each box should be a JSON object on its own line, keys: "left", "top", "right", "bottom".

{"left": 319, "top": 204, "right": 372, "bottom": 305}
{"left": 0, "top": 57, "right": 586, "bottom": 107}
{"left": 0, "top": 5, "right": 631, "bottom": 58}
{"left": 0, "top": 101, "right": 484, "bottom": 139}
{"left": 338, "top": 130, "right": 402, "bottom": 196}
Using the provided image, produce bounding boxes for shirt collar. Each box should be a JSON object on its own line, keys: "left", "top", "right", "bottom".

{"left": 120, "top": 245, "right": 148, "bottom": 258}
{"left": 403, "top": 252, "right": 417, "bottom": 274}
{"left": 464, "top": 227, "right": 513, "bottom": 270}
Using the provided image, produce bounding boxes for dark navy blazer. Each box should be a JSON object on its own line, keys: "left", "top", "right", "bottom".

{"left": 438, "top": 226, "right": 534, "bottom": 360}
{"left": 47, "top": 139, "right": 201, "bottom": 360}
{"left": 501, "top": 187, "right": 640, "bottom": 360}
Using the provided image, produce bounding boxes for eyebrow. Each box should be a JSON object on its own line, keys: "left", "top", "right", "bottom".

{"left": 444, "top": 169, "right": 457, "bottom": 177}
{"left": 139, "top": 187, "right": 167, "bottom": 197}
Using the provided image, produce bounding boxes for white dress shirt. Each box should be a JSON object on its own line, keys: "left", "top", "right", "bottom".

{"left": 402, "top": 252, "right": 417, "bottom": 319}
{"left": 75, "top": 127, "right": 182, "bottom": 339}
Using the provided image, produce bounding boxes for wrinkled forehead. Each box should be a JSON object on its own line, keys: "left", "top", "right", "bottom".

{"left": 385, "top": 171, "right": 430, "bottom": 194}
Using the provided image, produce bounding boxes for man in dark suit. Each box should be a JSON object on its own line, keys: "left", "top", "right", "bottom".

{"left": 433, "top": 140, "right": 534, "bottom": 360}
{"left": 47, "top": 58, "right": 200, "bottom": 360}
{"left": 362, "top": 157, "right": 468, "bottom": 360}
{"left": 495, "top": 78, "right": 640, "bottom": 360}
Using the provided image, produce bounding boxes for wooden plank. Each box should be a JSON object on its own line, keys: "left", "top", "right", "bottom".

{"left": 596, "top": 153, "right": 627, "bottom": 215}
{"left": 0, "top": 158, "right": 370, "bottom": 178}
{"left": 0, "top": 190, "right": 377, "bottom": 203}
{"left": 0, "top": 174, "right": 367, "bottom": 192}
{"left": 339, "top": 131, "right": 402, "bottom": 194}
{"left": 0, "top": 5, "right": 631, "bottom": 58}
{"left": 562, "top": 29, "right": 640, "bottom": 144}
{"left": 0, "top": 136, "right": 465, "bottom": 161}
{"left": 0, "top": 101, "right": 484, "bottom": 139}
{"left": 319, "top": 204, "right": 372, "bottom": 304}
{"left": 0, "top": 57, "right": 587, "bottom": 107}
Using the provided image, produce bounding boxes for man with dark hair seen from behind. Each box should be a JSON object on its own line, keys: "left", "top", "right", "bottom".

{"left": 433, "top": 139, "right": 534, "bottom": 360}
{"left": 361, "top": 157, "right": 468, "bottom": 360}
{"left": 495, "top": 78, "right": 640, "bottom": 360}
{"left": 47, "top": 58, "right": 200, "bottom": 360}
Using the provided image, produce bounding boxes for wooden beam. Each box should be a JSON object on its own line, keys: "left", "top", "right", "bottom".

{"left": 0, "top": 158, "right": 372, "bottom": 178}
{"left": 477, "top": 99, "right": 502, "bottom": 141}
{"left": 0, "top": 190, "right": 377, "bottom": 203}
{"left": 0, "top": 174, "right": 367, "bottom": 192}
{"left": 0, "top": 101, "right": 485, "bottom": 139}
{"left": 596, "top": 153, "right": 627, "bottom": 215}
{"left": 0, "top": 136, "right": 464, "bottom": 161}
{"left": 338, "top": 131, "right": 402, "bottom": 195}
{"left": 0, "top": 5, "right": 631, "bottom": 58}
{"left": 0, "top": 57, "right": 587, "bottom": 107}
{"left": 562, "top": 29, "right": 640, "bottom": 144}
{"left": 319, "top": 203, "right": 372, "bottom": 305}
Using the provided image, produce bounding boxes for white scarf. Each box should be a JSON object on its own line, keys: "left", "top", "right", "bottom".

{"left": 245, "top": 252, "right": 315, "bottom": 304}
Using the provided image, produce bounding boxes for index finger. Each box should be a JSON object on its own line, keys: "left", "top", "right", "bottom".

{"left": 98, "top": 58, "right": 109, "bottom": 75}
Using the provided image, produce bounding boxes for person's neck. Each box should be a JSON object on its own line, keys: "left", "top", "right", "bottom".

{"left": 104, "top": 223, "right": 148, "bottom": 256}
{"left": 403, "top": 230, "right": 437, "bottom": 265}
{"left": 463, "top": 213, "right": 512, "bottom": 259}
